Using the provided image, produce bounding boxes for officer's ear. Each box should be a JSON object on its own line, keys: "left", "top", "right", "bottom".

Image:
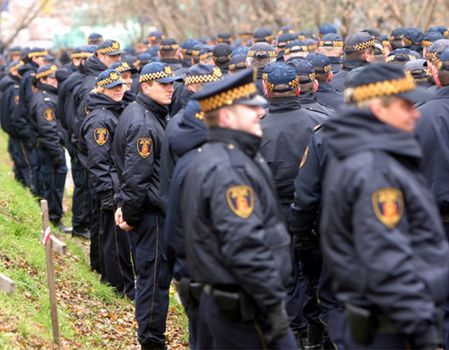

{"left": 327, "top": 71, "right": 333, "bottom": 82}
{"left": 295, "top": 86, "right": 301, "bottom": 96}
{"left": 313, "top": 79, "right": 319, "bottom": 93}
{"left": 262, "top": 80, "right": 270, "bottom": 98}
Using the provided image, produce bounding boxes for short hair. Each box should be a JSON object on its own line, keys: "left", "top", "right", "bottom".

{"left": 246, "top": 56, "right": 275, "bottom": 69}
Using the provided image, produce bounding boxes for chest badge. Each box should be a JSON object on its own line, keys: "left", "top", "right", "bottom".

{"left": 94, "top": 128, "right": 109, "bottom": 146}
{"left": 371, "top": 187, "right": 404, "bottom": 229}
{"left": 44, "top": 108, "right": 55, "bottom": 121}
{"left": 137, "top": 137, "right": 152, "bottom": 158}
{"left": 226, "top": 185, "right": 255, "bottom": 219}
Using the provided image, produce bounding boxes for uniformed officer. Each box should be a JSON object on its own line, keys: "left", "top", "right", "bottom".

{"left": 158, "top": 39, "right": 183, "bottom": 72}
{"left": 7, "top": 46, "right": 21, "bottom": 64}
{"left": 288, "top": 59, "right": 334, "bottom": 117}
{"left": 180, "top": 39, "right": 200, "bottom": 69}
{"left": 404, "top": 59, "right": 434, "bottom": 88}
{"left": 389, "top": 28, "right": 405, "bottom": 50}
{"left": 160, "top": 63, "right": 222, "bottom": 209}
{"left": 148, "top": 30, "right": 163, "bottom": 47}
{"left": 283, "top": 40, "right": 310, "bottom": 61}
{"left": 30, "top": 64, "right": 68, "bottom": 228}
{"left": 416, "top": 49, "right": 449, "bottom": 237}
{"left": 58, "top": 45, "right": 95, "bottom": 241}
{"left": 0, "top": 60, "right": 29, "bottom": 186}
{"left": 216, "top": 32, "right": 233, "bottom": 45}
{"left": 260, "top": 62, "right": 326, "bottom": 348}
{"left": 402, "top": 27, "right": 423, "bottom": 54}
{"left": 109, "top": 61, "right": 137, "bottom": 103}
{"left": 112, "top": 62, "right": 179, "bottom": 350}
{"left": 213, "top": 43, "right": 232, "bottom": 75}
{"left": 317, "top": 33, "right": 344, "bottom": 73}
{"left": 422, "top": 31, "right": 444, "bottom": 57}
{"left": 163, "top": 100, "right": 209, "bottom": 349}
{"left": 228, "top": 53, "right": 248, "bottom": 74}
{"left": 78, "top": 69, "right": 134, "bottom": 298}
{"left": 321, "top": 63, "right": 449, "bottom": 349}
{"left": 306, "top": 53, "right": 344, "bottom": 110}
{"left": 88, "top": 32, "right": 104, "bottom": 45}
{"left": 182, "top": 68, "right": 297, "bottom": 349}
{"left": 330, "top": 32, "right": 375, "bottom": 92}
{"left": 275, "top": 33, "right": 296, "bottom": 62}
{"left": 253, "top": 27, "right": 274, "bottom": 43}
{"left": 246, "top": 42, "right": 276, "bottom": 95}
{"left": 319, "top": 23, "right": 337, "bottom": 38}
{"left": 260, "top": 62, "right": 325, "bottom": 215}
{"left": 13, "top": 48, "right": 50, "bottom": 197}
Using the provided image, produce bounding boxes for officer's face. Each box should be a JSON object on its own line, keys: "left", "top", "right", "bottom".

{"left": 103, "top": 84, "right": 125, "bottom": 102}
{"left": 121, "top": 72, "right": 133, "bottom": 91}
{"left": 220, "top": 104, "right": 265, "bottom": 137}
{"left": 100, "top": 53, "right": 121, "bottom": 67}
{"left": 142, "top": 81, "right": 174, "bottom": 105}
{"left": 370, "top": 97, "right": 420, "bottom": 133}
{"left": 33, "top": 56, "right": 46, "bottom": 67}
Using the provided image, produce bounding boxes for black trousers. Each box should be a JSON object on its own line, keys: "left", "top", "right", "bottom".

{"left": 38, "top": 148, "right": 67, "bottom": 223}
{"left": 135, "top": 213, "right": 171, "bottom": 347}
{"left": 98, "top": 203, "right": 135, "bottom": 299}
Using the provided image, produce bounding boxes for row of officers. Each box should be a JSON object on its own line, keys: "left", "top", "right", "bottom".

{"left": 1, "top": 29, "right": 449, "bottom": 350}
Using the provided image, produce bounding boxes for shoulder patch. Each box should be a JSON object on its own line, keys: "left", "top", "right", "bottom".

{"left": 371, "top": 187, "right": 404, "bottom": 229}
{"left": 137, "top": 137, "right": 153, "bottom": 158}
{"left": 44, "top": 108, "right": 55, "bottom": 121}
{"left": 299, "top": 147, "right": 309, "bottom": 168}
{"left": 226, "top": 185, "right": 255, "bottom": 219}
{"left": 94, "top": 128, "right": 109, "bottom": 146}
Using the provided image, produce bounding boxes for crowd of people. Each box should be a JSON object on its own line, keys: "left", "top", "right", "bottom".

{"left": 1, "top": 23, "right": 449, "bottom": 350}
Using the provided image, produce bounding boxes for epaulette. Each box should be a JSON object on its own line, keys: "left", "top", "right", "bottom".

{"left": 224, "top": 142, "right": 247, "bottom": 167}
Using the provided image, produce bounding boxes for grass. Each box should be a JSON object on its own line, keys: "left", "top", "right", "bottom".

{"left": 0, "top": 131, "right": 188, "bottom": 349}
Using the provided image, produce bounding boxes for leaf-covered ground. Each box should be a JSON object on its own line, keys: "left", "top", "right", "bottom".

{"left": 0, "top": 131, "right": 188, "bottom": 349}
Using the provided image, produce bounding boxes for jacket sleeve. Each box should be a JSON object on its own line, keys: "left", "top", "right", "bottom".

{"left": 120, "top": 121, "right": 155, "bottom": 226}
{"left": 82, "top": 112, "right": 115, "bottom": 194}
{"left": 288, "top": 132, "right": 324, "bottom": 240}
{"left": 12, "top": 74, "right": 33, "bottom": 139}
{"left": 351, "top": 170, "right": 439, "bottom": 343}
{"left": 208, "top": 164, "right": 286, "bottom": 310}
{"left": 35, "top": 99, "right": 64, "bottom": 158}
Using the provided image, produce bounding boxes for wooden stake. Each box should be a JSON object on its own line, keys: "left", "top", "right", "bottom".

{"left": 40, "top": 200, "right": 60, "bottom": 346}
{"left": 0, "top": 272, "right": 15, "bottom": 294}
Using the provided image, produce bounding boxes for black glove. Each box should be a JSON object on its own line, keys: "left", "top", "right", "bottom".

{"left": 99, "top": 190, "right": 114, "bottom": 211}
{"left": 265, "top": 302, "right": 290, "bottom": 344}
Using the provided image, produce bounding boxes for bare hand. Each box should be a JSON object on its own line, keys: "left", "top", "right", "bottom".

{"left": 119, "top": 221, "right": 134, "bottom": 232}
{"left": 115, "top": 207, "right": 123, "bottom": 225}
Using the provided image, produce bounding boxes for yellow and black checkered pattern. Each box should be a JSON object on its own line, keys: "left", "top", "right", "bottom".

{"left": 194, "top": 112, "right": 205, "bottom": 121}
{"left": 114, "top": 62, "right": 132, "bottom": 73}
{"left": 97, "top": 72, "right": 124, "bottom": 88}
{"left": 262, "top": 73, "right": 299, "bottom": 91}
{"left": 71, "top": 52, "right": 94, "bottom": 59}
{"left": 348, "top": 39, "right": 375, "bottom": 52}
{"left": 139, "top": 70, "right": 175, "bottom": 83}
{"left": 199, "top": 52, "right": 213, "bottom": 60}
{"left": 28, "top": 50, "right": 48, "bottom": 58}
{"left": 185, "top": 71, "right": 222, "bottom": 85}
{"left": 36, "top": 65, "right": 58, "bottom": 79}
{"left": 298, "top": 72, "right": 316, "bottom": 82}
{"left": 421, "top": 40, "right": 433, "bottom": 48}
{"left": 247, "top": 50, "right": 276, "bottom": 58}
{"left": 402, "top": 37, "right": 413, "bottom": 46}
{"left": 345, "top": 72, "right": 416, "bottom": 103}
{"left": 426, "top": 51, "right": 439, "bottom": 64}
{"left": 199, "top": 82, "right": 257, "bottom": 112}
{"left": 97, "top": 42, "right": 121, "bottom": 55}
